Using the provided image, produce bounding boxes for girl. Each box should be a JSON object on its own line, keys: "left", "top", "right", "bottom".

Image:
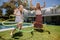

{"left": 30, "top": 0, "right": 46, "bottom": 29}
{"left": 10, "top": 5, "right": 24, "bottom": 35}
{"left": 10, "top": 0, "right": 29, "bottom": 35}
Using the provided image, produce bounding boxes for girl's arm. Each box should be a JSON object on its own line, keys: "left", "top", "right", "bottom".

{"left": 14, "top": 9, "right": 20, "bottom": 16}
{"left": 30, "top": 0, "right": 36, "bottom": 10}
{"left": 41, "top": 0, "right": 46, "bottom": 8}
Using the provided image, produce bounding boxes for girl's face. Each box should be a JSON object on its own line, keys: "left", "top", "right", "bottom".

{"left": 18, "top": 5, "right": 23, "bottom": 11}
{"left": 36, "top": 3, "right": 40, "bottom": 8}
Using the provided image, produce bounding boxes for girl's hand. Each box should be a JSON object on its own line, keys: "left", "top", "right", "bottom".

{"left": 14, "top": 8, "right": 18, "bottom": 12}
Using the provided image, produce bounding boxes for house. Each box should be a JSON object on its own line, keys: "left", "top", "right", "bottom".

{"left": 27, "top": 5, "right": 60, "bottom": 25}
{"left": 42, "top": 5, "right": 60, "bottom": 25}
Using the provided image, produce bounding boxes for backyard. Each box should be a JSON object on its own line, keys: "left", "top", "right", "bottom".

{"left": 0, "top": 25, "right": 60, "bottom": 40}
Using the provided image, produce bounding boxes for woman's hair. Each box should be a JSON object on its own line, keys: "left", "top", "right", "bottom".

{"left": 36, "top": 2, "right": 41, "bottom": 10}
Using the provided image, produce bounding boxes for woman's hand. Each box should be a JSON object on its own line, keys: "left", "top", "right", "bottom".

{"left": 42, "top": 0, "right": 46, "bottom": 5}
{"left": 24, "top": 0, "right": 27, "bottom": 3}
{"left": 41, "top": 0, "right": 46, "bottom": 8}
{"left": 42, "top": 0, "right": 45, "bottom": 2}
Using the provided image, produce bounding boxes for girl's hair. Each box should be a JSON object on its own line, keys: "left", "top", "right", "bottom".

{"left": 18, "top": 5, "right": 24, "bottom": 9}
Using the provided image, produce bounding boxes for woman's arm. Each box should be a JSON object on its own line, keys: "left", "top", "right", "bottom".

{"left": 41, "top": 0, "right": 46, "bottom": 8}
{"left": 23, "top": 9, "right": 29, "bottom": 13}
{"left": 23, "top": 0, "right": 27, "bottom": 7}
{"left": 24, "top": 0, "right": 27, "bottom": 3}
{"left": 30, "top": 0, "right": 35, "bottom": 10}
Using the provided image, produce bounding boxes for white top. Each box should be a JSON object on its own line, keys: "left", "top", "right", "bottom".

{"left": 14, "top": 9, "right": 28, "bottom": 23}
{"left": 15, "top": 10, "right": 24, "bottom": 22}
{"left": 36, "top": 10, "right": 42, "bottom": 15}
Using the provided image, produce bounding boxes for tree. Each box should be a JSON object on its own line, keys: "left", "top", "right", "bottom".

{"left": 2, "top": 2, "right": 16, "bottom": 16}
{"left": 57, "top": 5, "right": 60, "bottom": 8}
{"left": 17, "top": 0, "right": 28, "bottom": 8}
{"left": 1, "top": 0, "right": 28, "bottom": 16}
{"left": 0, "top": 7, "right": 2, "bottom": 16}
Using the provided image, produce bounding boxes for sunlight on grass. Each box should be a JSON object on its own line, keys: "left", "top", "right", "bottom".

{"left": 0, "top": 25, "right": 60, "bottom": 40}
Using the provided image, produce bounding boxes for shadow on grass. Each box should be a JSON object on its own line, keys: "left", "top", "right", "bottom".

{"left": 21, "top": 32, "right": 34, "bottom": 40}
{"left": 12, "top": 31, "right": 23, "bottom": 39}
{"left": 11, "top": 31, "right": 34, "bottom": 39}
{"left": 34, "top": 29, "right": 51, "bottom": 34}
{"left": 0, "top": 36, "right": 6, "bottom": 40}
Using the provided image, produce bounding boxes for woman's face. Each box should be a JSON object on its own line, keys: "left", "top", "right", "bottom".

{"left": 36, "top": 3, "right": 40, "bottom": 8}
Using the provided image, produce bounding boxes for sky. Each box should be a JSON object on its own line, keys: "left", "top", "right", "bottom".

{"left": 0, "top": 0, "right": 60, "bottom": 7}
{"left": 0, "top": 0, "right": 60, "bottom": 15}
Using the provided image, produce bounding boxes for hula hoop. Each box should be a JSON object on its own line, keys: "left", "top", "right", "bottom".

{"left": 2, "top": 21, "right": 17, "bottom": 26}
{"left": 2, "top": 21, "right": 33, "bottom": 26}
{"left": 2, "top": 18, "right": 34, "bottom": 33}
{"left": 2, "top": 21, "right": 34, "bottom": 32}
{"left": 2, "top": 15, "right": 33, "bottom": 26}
{"left": 2, "top": 19, "right": 33, "bottom": 26}
{"left": 16, "top": 28, "right": 34, "bottom": 33}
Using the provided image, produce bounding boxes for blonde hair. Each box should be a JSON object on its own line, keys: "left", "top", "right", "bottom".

{"left": 18, "top": 5, "right": 23, "bottom": 9}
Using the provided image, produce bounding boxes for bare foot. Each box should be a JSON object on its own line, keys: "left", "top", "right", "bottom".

{"left": 10, "top": 32, "right": 13, "bottom": 36}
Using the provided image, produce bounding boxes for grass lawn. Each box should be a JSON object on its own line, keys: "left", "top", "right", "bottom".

{"left": 0, "top": 25, "right": 60, "bottom": 40}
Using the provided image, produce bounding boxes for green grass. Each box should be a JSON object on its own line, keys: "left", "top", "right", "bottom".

{"left": 0, "top": 25, "right": 60, "bottom": 40}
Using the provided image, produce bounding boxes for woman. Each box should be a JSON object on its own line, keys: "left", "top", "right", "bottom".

{"left": 30, "top": 0, "right": 46, "bottom": 29}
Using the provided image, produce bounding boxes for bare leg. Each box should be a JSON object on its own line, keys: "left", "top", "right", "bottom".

{"left": 10, "top": 23, "right": 19, "bottom": 36}
{"left": 10, "top": 29, "right": 16, "bottom": 36}
{"left": 10, "top": 23, "right": 22, "bottom": 36}
{"left": 17, "top": 23, "right": 22, "bottom": 30}
{"left": 19, "top": 23, "right": 22, "bottom": 30}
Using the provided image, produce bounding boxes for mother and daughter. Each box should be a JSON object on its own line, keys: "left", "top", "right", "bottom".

{"left": 10, "top": 0, "right": 46, "bottom": 35}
